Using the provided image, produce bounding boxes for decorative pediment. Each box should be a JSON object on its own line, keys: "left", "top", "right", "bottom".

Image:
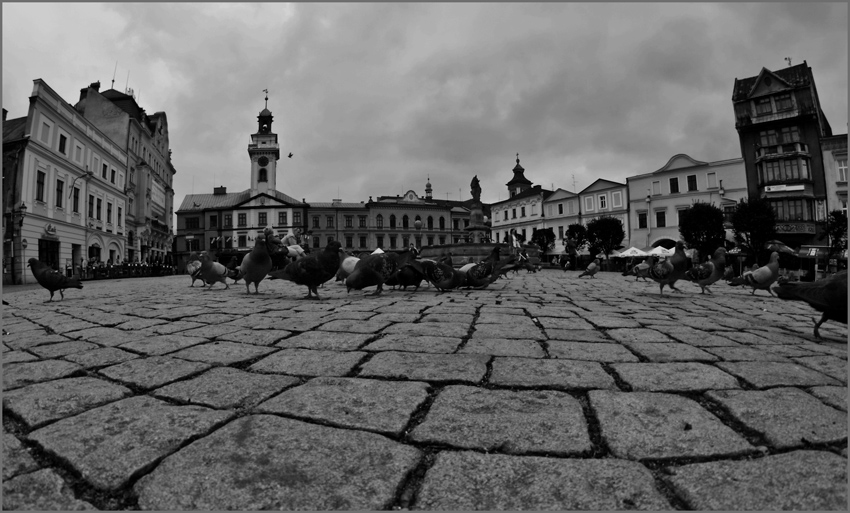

{"left": 236, "top": 193, "right": 292, "bottom": 209}
{"left": 400, "top": 190, "right": 426, "bottom": 203}
{"left": 545, "top": 188, "right": 577, "bottom": 202}
{"left": 580, "top": 178, "right": 625, "bottom": 194}
{"left": 656, "top": 154, "right": 707, "bottom": 173}
{"left": 747, "top": 68, "right": 793, "bottom": 99}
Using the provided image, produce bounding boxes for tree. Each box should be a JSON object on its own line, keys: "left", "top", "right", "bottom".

{"left": 820, "top": 209, "right": 848, "bottom": 260}
{"left": 731, "top": 197, "right": 777, "bottom": 265}
{"left": 585, "top": 216, "right": 625, "bottom": 262}
{"left": 531, "top": 227, "right": 556, "bottom": 253}
{"left": 678, "top": 202, "right": 726, "bottom": 262}
{"left": 565, "top": 223, "right": 588, "bottom": 254}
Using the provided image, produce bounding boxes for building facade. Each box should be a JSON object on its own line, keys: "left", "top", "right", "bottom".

{"left": 820, "top": 134, "right": 848, "bottom": 216}
{"left": 3, "top": 79, "right": 130, "bottom": 284}
{"left": 626, "top": 154, "right": 747, "bottom": 250}
{"left": 541, "top": 188, "right": 580, "bottom": 255}
{"left": 490, "top": 156, "right": 554, "bottom": 244}
{"left": 577, "top": 178, "right": 630, "bottom": 249}
{"left": 74, "top": 81, "right": 176, "bottom": 264}
{"left": 731, "top": 62, "right": 834, "bottom": 248}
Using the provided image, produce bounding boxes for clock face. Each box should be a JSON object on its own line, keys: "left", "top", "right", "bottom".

{"left": 258, "top": 156, "right": 269, "bottom": 166}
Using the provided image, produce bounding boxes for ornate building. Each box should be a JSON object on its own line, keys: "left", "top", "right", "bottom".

{"left": 490, "top": 155, "right": 554, "bottom": 244}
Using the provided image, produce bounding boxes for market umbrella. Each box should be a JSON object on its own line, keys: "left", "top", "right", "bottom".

{"left": 617, "top": 246, "right": 648, "bottom": 258}
{"left": 765, "top": 240, "right": 796, "bottom": 255}
{"left": 647, "top": 246, "right": 673, "bottom": 256}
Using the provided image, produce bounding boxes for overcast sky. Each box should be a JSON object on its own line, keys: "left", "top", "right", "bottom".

{"left": 3, "top": 2, "right": 847, "bottom": 209}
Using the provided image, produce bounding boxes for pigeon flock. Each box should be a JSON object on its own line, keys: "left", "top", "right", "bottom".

{"left": 23, "top": 233, "right": 848, "bottom": 339}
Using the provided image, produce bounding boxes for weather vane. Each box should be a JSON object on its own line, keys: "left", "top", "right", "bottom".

{"left": 263, "top": 88, "right": 269, "bottom": 109}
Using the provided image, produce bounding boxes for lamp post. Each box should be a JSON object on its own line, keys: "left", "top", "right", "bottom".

{"left": 414, "top": 218, "right": 422, "bottom": 250}
{"left": 7, "top": 202, "right": 28, "bottom": 284}
{"left": 645, "top": 191, "right": 652, "bottom": 248}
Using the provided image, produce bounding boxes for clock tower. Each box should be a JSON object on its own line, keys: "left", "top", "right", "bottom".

{"left": 248, "top": 96, "right": 280, "bottom": 195}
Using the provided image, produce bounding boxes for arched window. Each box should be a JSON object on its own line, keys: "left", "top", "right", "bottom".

{"left": 403, "top": 215, "right": 409, "bottom": 228}
{"left": 427, "top": 216, "right": 433, "bottom": 229}
{"left": 376, "top": 214, "right": 383, "bottom": 229}
{"left": 258, "top": 168, "right": 267, "bottom": 182}
{"left": 439, "top": 216, "right": 445, "bottom": 230}
{"left": 390, "top": 214, "right": 396, "bottom": 228}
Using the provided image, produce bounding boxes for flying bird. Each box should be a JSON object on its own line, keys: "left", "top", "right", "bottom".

{"left": 578, "top": 259, "right": 600, "bottom": 278}
{"left": 684, "top": 247, "right": 727, "bottom": 294}
{"left": 268, "top": 240, "right": 343, "bottom": 299}
{"left": 288, "top": 152, "right": 293, "bottom": 158}
{"left": 197, "top": 252, "right": 231, "bottom": 290}
{"left": 772, "top": 270, "right": 847, "bottom": 339}
{"left": 28, "top": 258, "right": 83, "bottom": 301}
{"left": 727, "top": 251, "right": 780, "bottom": 295}
{"left": 235, "top": 229, "right": 281, "bottom": 294}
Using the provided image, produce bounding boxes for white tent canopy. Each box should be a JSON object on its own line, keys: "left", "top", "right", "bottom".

{"left": 616, "top": 246, "right": 648, "bottom": 258}
{"left": 647, "top": 246, "right": 674, "bottom": 256}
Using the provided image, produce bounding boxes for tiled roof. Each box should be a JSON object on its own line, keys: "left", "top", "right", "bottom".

{"left": 309, "top": 202, "right": 367, "bottom": 209}
{"left": 732, "top": 63, "right": 811, "bottom": 102}
{"left": 490, "top": 187, "right": 554, "bottom": 206}
{"left": 2, "top": 116, "right": 26, "bottom": 142}
{"left": 176, "top": 189, "right": 304, "bottom": 212}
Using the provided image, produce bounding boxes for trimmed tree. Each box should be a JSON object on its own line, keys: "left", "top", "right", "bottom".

{"left": 585, "top": 216, "right": 626, "bottom": 263}
{"left": 820, "top": 209, "right": 848, "bottom": 261}
{"left": 731, "top": 197, "right": 777, "bottom": 265}
{"left": 565, "top": 223, "right": 589, "bottom": 268}
{"left": 531, "top": 227, "right": 556, "bottom": 254}
{"left": 678, "top": 202, "right": 726, "bottom": 262}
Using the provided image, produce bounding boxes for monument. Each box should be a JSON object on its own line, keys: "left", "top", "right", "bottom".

{"left": 464, "top": 175, "right": 490, "bottom": 243}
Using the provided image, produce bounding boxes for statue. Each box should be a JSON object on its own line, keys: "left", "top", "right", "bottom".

{"left": 470, "top": 175, "right": 481, "bottom": 203}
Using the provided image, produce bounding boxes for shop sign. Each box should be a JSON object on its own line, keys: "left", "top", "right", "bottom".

{"left": 764, "top": 184, "right": 805, "bottom": 192}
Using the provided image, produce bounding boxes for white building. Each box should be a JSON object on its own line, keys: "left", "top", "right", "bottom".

{"left": 489, "top": 155, "right": 554, "bottom": 244}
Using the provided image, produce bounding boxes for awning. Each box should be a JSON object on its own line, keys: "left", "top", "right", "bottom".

{"left": 798, "top": 246, "right": 829, "bottom": 259}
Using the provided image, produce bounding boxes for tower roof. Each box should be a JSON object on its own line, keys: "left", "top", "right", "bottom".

{"left": 259, "top": 107, "right": 272, "bottom": 117}
{"left": 506, "top": 153, "right": 532, "bottom": 187}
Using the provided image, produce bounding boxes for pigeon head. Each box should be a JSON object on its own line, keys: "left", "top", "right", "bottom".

{"left": 769, "top": 251, "right": 779, "bottom": 263}
{"left": 326, "top": 240, "right": 343, "bottom": 253}
{"left": 27, "top": 258, "right": 38, "bottom": 268}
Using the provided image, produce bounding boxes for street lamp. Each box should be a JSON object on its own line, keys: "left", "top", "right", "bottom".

{"left": 68, "top": 169, "right": 95, "bottom": 197}
{"left": 645, "top": 191, "right": 652, "bottom": 248}
{"left": 7, "top": 202, "right": 28, "bottom": 284}
{"left": 718, "top": 180, "right": 725, "bottom": 197}
{"left": 413, "top": 218, "right": 422, "bottom": 250}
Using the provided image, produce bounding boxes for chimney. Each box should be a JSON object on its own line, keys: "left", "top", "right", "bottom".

{"left": 213, "top": 186, "right": 227, "bottom": 195}
{"left": 90, "top": 81, "right": 100, "bottom": 92}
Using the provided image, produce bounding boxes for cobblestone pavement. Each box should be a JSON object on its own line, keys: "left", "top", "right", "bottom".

{"left": 2, "top": 270, "right": 847, "bottom": 510}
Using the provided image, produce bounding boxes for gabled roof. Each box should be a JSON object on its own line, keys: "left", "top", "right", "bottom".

{"left": 544, "top": 188, "right": 578, "bottom": 202}
{"left": 2, "top": 116, "right": 27, "bottom": 143}
{"left": 309, "top": 202, "right": 367, "bottom": 209}
{"left": 732, "top": 62, "right": 811, "bottom": 102}
{"left": 177, "top": 189, "right": 303, "bottom": 212}
{"left": 579, "top": 178, "right": 625, "bottom": 194}
{"left": 490, "top": 186, "right": 554, "bottom": 206}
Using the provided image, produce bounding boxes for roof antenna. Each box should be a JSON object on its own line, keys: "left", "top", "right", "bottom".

{"left": 785, "top": 57, "right": 792, "bottom": 67}
{"left": 111, "top": 61, "right": 118, "bottom": 89}
{"left": 125, "top": 69, "right": 130, "bottom": 92}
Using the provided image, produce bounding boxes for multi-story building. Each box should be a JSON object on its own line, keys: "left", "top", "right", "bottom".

{"left": 626, "top": 154, "right": 747, "bottom": 250}
{"left": 489, "top": 155, "right": 554, "bottom": 244}
{"left": 306, "top": 200, "right": 369, "bottom": 251}
{"left": 731, "top": 62, "right": 834, "bottom": 247}
{"left": 577, "top": 178, "right": 630, "bottom": 248}
{"left": 541, "top": 188, "right": 580, "bottom": 256}
{"left": 74, "top": 81, "right": 176, "bottom": 263}
{"left": 3, "top": 79, "right": 130, "bottom": 284}
{"left": 821, "top": 134, "right": 848, "bottom": 216}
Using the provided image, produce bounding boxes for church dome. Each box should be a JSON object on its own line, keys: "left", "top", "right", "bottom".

{"left": 259, "top": 108, "right": 272, "bottom": 117}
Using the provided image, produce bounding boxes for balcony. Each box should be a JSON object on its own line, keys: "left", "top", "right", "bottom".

{"left": 755, "top": 142, "right": 809, "bottom": 161}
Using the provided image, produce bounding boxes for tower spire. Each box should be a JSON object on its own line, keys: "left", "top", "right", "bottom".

{"left": 263, "top": 89, "right": 269, "bottom": 109}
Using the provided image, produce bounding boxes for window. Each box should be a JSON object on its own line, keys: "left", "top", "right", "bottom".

{"left": 439, "top": 236, "right": 446, "bottom": 244}
{"left": 186, "top": 217, "right": 200, "bottom": 229}
{"left": 107, "top": 203, "right": 113, "bottom": 224}
{"left": 402, "top": 236, "right": 409, "bottom": 247}
{"left": 74, "top": 144, "right": 83, "bottom": 163}
{"left": 774, "top": 93, "right": 793, "bottom": 111}
{"left": 279, "top": 212, "right": 287, "bottom": 225}
{"left": 439, "top": 217, "right": 445, "bottom": 230}
{"left": 359, "top": 236, "right": 367, "bottom": 248}
{"left": 210, "top": 215, "right": 218, "bottom": 228}
{"left": 239, "top": 235, "right": 247, "bottom": 247}
{"left": 238, "top": 213, "right": 247, "bottom": 227}
{"left": 189, "top": 239, "right": 200, "bottom": 251}
{"left": 521, "top": 206, "right": 526, "bottom": 217}
{"left": 326, "top": 216, "right": 334, "bottom": 228}
{"left": 655, "top": 210, "right": 666, "bottom": 228}
{"left": 669, "top": 177, "right": 679, "bottom": 194}
{"left": 389, "top": 215, "right": 396, "bottom": 228}
{"left": 759, "top": 130, "right": 778, "bottom": 147}
{"left": 258, "top": 168, "right": 267, "bottom": 182}
{"left": 55, "top": 180, "right": 64, "bottom": 208}
{"left": 73, "top": 188, "right": 80, "bottom": 213}
{"left": 427, "top": 236, "right": 434, "bottom": 246}
{"left": 312, "top": 236, "right": 320, "bottom": 248}
{"left": 102, "top": 163, "right": 108, "bottom": 179}
{"left": 598, "top": 195, "right": 606, "bottom": 209}
{"left": 707, "top": 172, "right": 717, "bottom": 189}
{"left": 585, "top": 196, "right": 594, "bottom": 212}
{"left": 427, "top": 216, "right": 433, "bottom": 229}
{"left": 558, "top": 226, "right": 564, "bottom": 239}
{"left": 293, "top": 212, "right": 301, "bottom": 225}
{"left": 36, "top": 171, "right": 46, "bottom": 201}
{"left": 345, "top": 236, "right": 353, "bottom": 248}
{"left": 558, "top": 203, "right": 564, "bottom": 215}
{"left": 504, "top": 211, "right": 509, "bottom": 221}
{"left": 780, "top": 126, "right": 800, "bottom": 144}
{"left": 40, "top": 121, "right": 51, "bottom": 144}
{"left": 117, "top": 207, "right": 122, "bottom": 226}
{"left": 224, "top": 214, "right": 232, "bottom": 227}
{"left": 612, "top": 191, "right": 623, "bottom": 208}
{"left": 88, "top": 195, "right": 94, "bottom": 218}
{"left": 686, "top": 175, "right": 698, "bottom": 191}
{"left": 723, "top": 205, "right": 735, "bottom": 224}
{"left": 453, "top": 219, "right": 460, "bottom": 230}
{"left": 652, "top": 181, "right": 661, "bottom": 195}
{"left": 58, "top": 134, "right": 68, "bottom": 155}
{"left": 96, "top": 198, "right": 102, "bottom": 221}
{"left": 838, "top": 159, "right": 847, "bottom": 182}
{"left": 402, "top": 215, "right": 409, "bottom": 228}
{"left": 377, "top": 236, "right": 384, "bottom": 248}
{"left": 512, "top": 208, "right": 517, "bottom": 219}
{"left": 312, "top": 216, "right": 320, "bottom": 228}
{"left": 359, "top": 216, "right": 366, "bottom": 228}
{"left": 755, "top": 97, "right": 772, "bottom": 115}
{"left": 258, "top": 212, "right": 267, "bottom": 226}
{"left": 676, "top": 207, "right": 688, "bottom": 225}
{"left": 111, "top": 169, "right": 116, "bottom": 184}
{"left": 345, "top": 216, "right": 353, "bottom": 228}
{"left": 638, "top": 212, "right": 648, "bottom": 229}
{"left": 569, "top": 201, "right": 575, "bottom": 214}
{"left": 376, "top": 214, "right": 383, "bottom": 228}
{"left": 782, "top": 159, "right": 800, "bottom": 180}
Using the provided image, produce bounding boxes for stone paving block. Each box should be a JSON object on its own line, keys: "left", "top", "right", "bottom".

{"left": 472, "top": 323, "right": 544, "bottom": 340}
{"left": 3, "top": 431, "right": 39, "bottom": 480}
{"left": 98, "top": 356, "right": 210, "bottom": 390}
{"left": 579, "top": 315, "right": 643, "bottom": 329}
{"left": 621, "top": 342, "right": 718, "bottom": 362}
{"left": 2, "top": 359, "right": 84, "bottom": 391}
{"left": 382, "top": 322, "right": 470, "bottom": 338}
{"left": 489, "top": 358, "right": 617, "bottom": 390}
{"left": 411, "top": 385, "right": 590, "bottom": 454}
{"left": 2, "top": 468, "right": 95, "bottom": 510}
{"left": 320, "top": 311, "right": 379, "bottom": 322}
{"left": 257, "top": 377, "right": 429, "bottom": 435}
{"left": 27, "top": 395, "right": 232, "bottom": 491}
{"left": 1, "top": 322, "right": 42, "bottom": 335}
{"left": 676, "top": 317, "right": 735, "bottom": 331}
{"left": 229, "top": 314, "right": 289, "bottom": 330}
{"left": 165, "top": 341, "right": 277, "bottom": 366}
{"left": 367, "top": 312, "right": 421, "bottom": 323}
{"left": 358, "top": 351, "right": 488, "bottom": 383}
{"left": 262, "top": 317, "right": 326, "bottom": 333}
{"left": 659, "top": 326, "right": 741, "bottom": 347}
{"left": 113, "top": 317, "right": 170, "bottom": 331}
{"left": 545, "top": 329, "right": 611, "bottom": 342}
{"left": 546, "top": 341, "right": 639, "bottom": 362}
{"left": 720, "top": 331, "right": 781, "bottom": 345}
{"left": 610, "top": 362, "right": 740, "bottom": 392}
{"left": 536, "top": 316, "right": 596, "bottom": 330}
{"left": 474, "top": 314, "right": 536, "bottom": 327}
{"left": 589, "top": 390, "right": 755, "bottom": 461}
{"left": 3, "top": 377, "right": 132, "bottom": 429}
{"left": 460, "top": 338, "right": 545, "bottom": 358}
{"left": 743, "top": 329, "right": 813, "bottom": 345}
{"left": 362, "top": 334, "right": 462, "bottom": 354}
{"left": 761, "top": 344, "right": 822, "bottom": 358}
{"left": 423, "top": 305, "right": 478, "bottom": 315}
{"left": 4, "top": 332, "right": 72, "bottom": 351}
{"left": 207, "top": 328, "right": 291, "bottom": 346}
{"left": 135, "top": 320, "right": 207, "bottom": 336}
{"left": 176, "top": 323, "right": 247, "bottom": 339}
{"left": 797, "top": 342, "right": 848, "bottom": 357}
{"left": 152, "top": 367, "right": 299, "bottom": 409}
{"left": 28, "top": 340, "right": 100, "bottom": 359}
{"left": 605, "top": 328, "right": 676, "bottom": 344}
{"left": 182, "top": 313, "right": 244, "bottom": 324}
{"left": 274, "top": 331, "right": 373, "bottom": 351}
{"left": 706, "top": 388, "right": 847, "bottom": 449}
{"left": 793, "top": 355, "right": 847, "bottom": 384}
{"left": 716, "top": 361, "right": 842, "bottom": 389}
{"left": 249, "top": 348, "right": 366, "bottom": 377}
{"left": 479, "top": 306, "right": 528, "bottom": 316}
{"left": 415, "top": 451, "right": 671, "bottom": 510}
{"left": 61, "top": 347, "right": 140, "bottom": 369}
{"left": 49, "top": 319, "right": 101, "bottom": 335}
{"left": 152, "top": 305, "right": 211, "bottom": 320}
{"left": 134, "top": 415, "right": 420, "bottom": 510}
{"left": 59, "top": 326, "right": 148, "bottom": 346}
{"left": 315, "top": 319, "right": 392, "bottom": 334}
{"left": 2, "top": 350, "right": 38, "bottom": 365}
{"left": 117, "top": 334, "right": 208, "bottom": 355}
{"left": 807, "top": 386, "right": 847, "bottom": 411}
{"left": 701, "top": 345, "right": 791, "bottom": 362}
{"left": 664, "top": 450, "right": 847, "bottom": 510}
{"left": 420, "top": 313, "right": 475, "bottom": 324}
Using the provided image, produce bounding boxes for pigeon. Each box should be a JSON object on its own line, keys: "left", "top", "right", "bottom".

{"left": 197, "top": 252, "right": 231, "bottom": 290}
{"left": 684, "top": 247, "right": 727, "bottom": 294}
{"left": 578, "top": 259, "right": 600, "bottom": 278}
{"left": 235, "top": 230, "right": 281, "bottom": 294}
{"left": 772, "top": 270, "right": 847, "bottom": 339}
{"left": 410, "top": 260, "right": 464, "bottom": 292}
{"left": 225, "top": 255, "right": 241, "bottom": 283}
{"left": 335, "top": 253, "right": 361, "bottom": 282}
{"left": 648, "top": 241, "right": 688, "bottom": 294}
{"left": 27, "top": 258, "right": 83, "bottom": 301}
{"left": 464, "top": 246, "right": 510, "bottom": 289}
{"left": 186, "top": 251, "right": 205, "bottom": 287}
{"left": 439, "top": 252, "right": 454, "bottom": 266}
{"left": 346, "top": 250, "right": 415, "bottom": 295}
{"left": 268, "top": 240, "right": 343, "bottom": 299}
{"left": 623, "top": 257, "right": 654, "bottom": 282}
{"left": 727, "top": 251, "right": 780, "bottom": 296}
{"left": 393, "top": 264, "right": 426, "bottom": 291}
